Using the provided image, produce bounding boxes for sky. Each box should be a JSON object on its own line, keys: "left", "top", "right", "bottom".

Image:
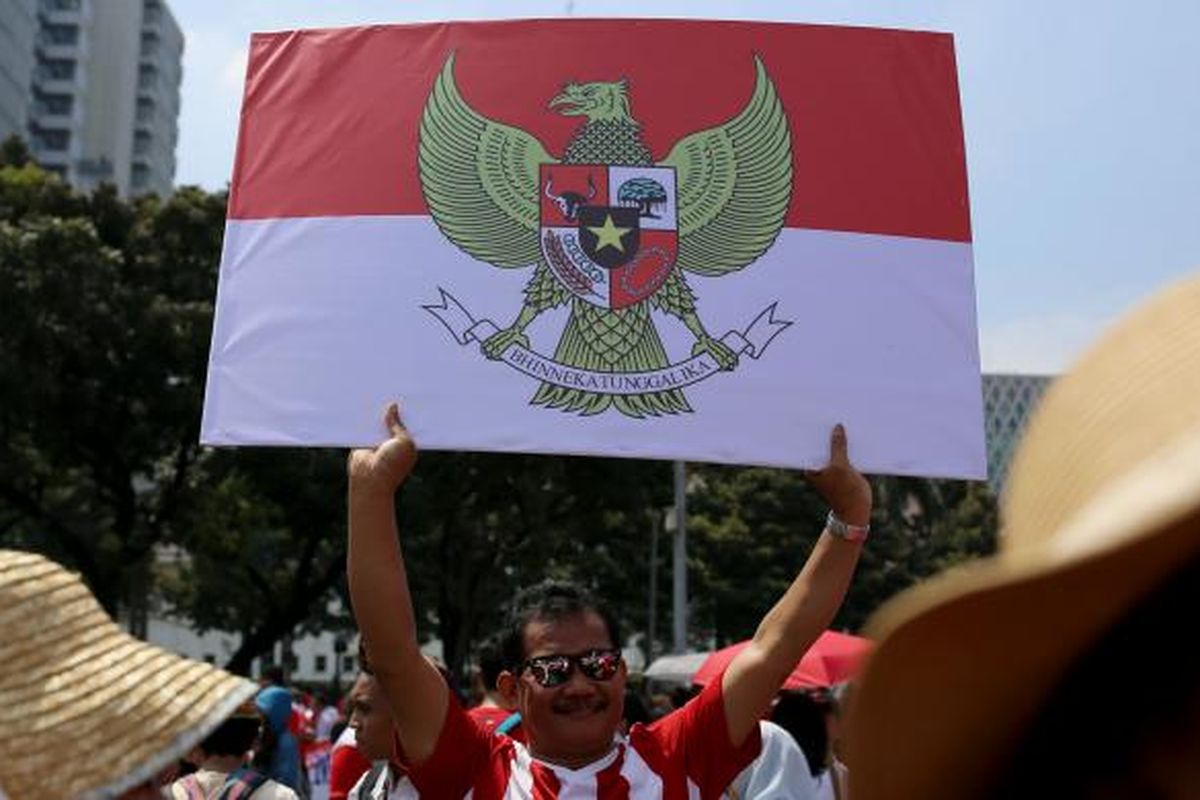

{"left": 168, "top": 0, "right": 1200, "bottom": 375}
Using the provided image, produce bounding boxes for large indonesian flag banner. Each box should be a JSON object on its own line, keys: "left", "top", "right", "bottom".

{"left": 202, "top": 19, "right": 985, "bottom": 478}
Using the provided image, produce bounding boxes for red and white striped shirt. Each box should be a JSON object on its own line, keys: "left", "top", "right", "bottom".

{"left": 403, "top": 675, "right": 760, "bottom": 799}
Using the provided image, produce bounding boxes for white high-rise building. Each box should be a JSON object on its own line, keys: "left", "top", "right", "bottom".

{"left": 6, "top": 0, "right": 183, "bottom": 197}
{"left": 130, "top": 0, "right": 183, "bottom": 195}
{"left": 0, "top": 0, "right": 38, "bottom": 140}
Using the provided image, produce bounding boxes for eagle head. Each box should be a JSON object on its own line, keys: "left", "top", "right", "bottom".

{"left": 549, "top": 79, "right": 632, "bottom": 122}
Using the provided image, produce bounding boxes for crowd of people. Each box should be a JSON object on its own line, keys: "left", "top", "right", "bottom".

{"left": 3, "top": 275, "right": 1200, "bottom": 798}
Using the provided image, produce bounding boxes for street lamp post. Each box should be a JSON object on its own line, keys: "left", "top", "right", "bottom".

{"left": 672, "top": 460, "right": 687, "bottom": 653}
{"left": 648, "top": 512, "right": 659, "bottom": 663}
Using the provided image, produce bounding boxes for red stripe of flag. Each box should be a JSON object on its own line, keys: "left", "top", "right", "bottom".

{"left": 229, "top": 19, "right": 970, "bottom": 242}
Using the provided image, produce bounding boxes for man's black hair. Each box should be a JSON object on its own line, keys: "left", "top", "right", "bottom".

{"left": 771, "top": 690, "right": 830, "bottom": 778}
{"left": 357, "top": 638, "right": 374, "bottom": 676}
{"left": 499, "top": 580, "right": 621, "bottom": 668}
{"left": 623, "top": 690, "right": 652, "bottom": 728}
{"left": 198, "top": 716, "right": 261, "bottom": 758}
{"left": 477, "top": 634, "right": 506, "bottom": 691}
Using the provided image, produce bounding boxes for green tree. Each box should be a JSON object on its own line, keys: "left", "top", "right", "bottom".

{"left": 0, "top": 166, "right": 219, "bottom": 627}
{"left": 0, "top": 156, "right": 999, "bottom": 679}
{"left": 0, "top": 134, "right": 34, "bottom": 168}
{"left": 0, "top": 167, "right": 361, "bottom": 673}
{"left": 684, "top": 466, "right": 999, "bottom": 645}
{"left": 398, "top": 450, "right": 671, "bottom": 678}
{"left": 160, "top": 447, "right": 353, "bottom": 675}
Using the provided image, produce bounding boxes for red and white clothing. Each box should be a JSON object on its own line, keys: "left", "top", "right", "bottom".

{"left": 467, "top": 704, "right": 527, "bottom": 743}
{"left": 329, "top": 726, "right": 372, "bottom": 800}
{"left": 404, "top": 674, "right": 760, "bottom": 799}
{"left": 347, "top": 764, "right": 419, "bottom": 800}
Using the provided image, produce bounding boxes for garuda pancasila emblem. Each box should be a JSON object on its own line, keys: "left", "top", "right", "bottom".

{"left": 419, "top": 53, "right": 793, "bottom": 418}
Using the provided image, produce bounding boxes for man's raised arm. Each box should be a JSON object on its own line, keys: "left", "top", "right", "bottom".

{"left": 721, "top": 424, "right": 872, "bottom": 746}
{"left": 346, "top": 403, "right": 447, "bottom": 763}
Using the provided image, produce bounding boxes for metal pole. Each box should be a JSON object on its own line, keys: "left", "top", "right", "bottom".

{"left": 672, "top": 460, "right": 687, "bottom": 653}
{"left": 648, "top": 513, "right": 658, "bottom": 662}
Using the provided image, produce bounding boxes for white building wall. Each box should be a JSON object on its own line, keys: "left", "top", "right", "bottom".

{"left": 141, "top": 615, "right": 454, "bottom": 687}
{"left": 0, "top": 0, "right": 37, "bottom": 141}
{"left": 28, "top": 0, "right": 92, "bottom": 184}
{"left": 74, "top": 0, "right": 140, "bottom": 194}
{"left": 132, "top": 0, "right": 182, "bottom": 195}
{"left": 143, "top": 616, "right": 366, "bottom": 686}
{"left": 21, "top": 0, "right": 183, "bottom": 195}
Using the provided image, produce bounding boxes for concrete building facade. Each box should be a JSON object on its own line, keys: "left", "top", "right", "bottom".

{"left": 4, "top": 0, "right": 182, "bottom": 196}
{"left": 981, "top": 372, "right": 1054, "bottom": 496}
{"left": 0, "top": 0, "right": 38, "bottom": 140}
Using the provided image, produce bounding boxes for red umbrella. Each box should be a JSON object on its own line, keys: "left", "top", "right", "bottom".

{"left": 692, "top": 630, "right": 872, "bottom": 690}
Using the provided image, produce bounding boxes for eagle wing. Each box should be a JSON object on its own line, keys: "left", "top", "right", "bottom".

{"left": 659, "top": 56, "right": 792, "bottom": 277}
{"left": 419, "top": 54, "right": 556, "bottom": 269}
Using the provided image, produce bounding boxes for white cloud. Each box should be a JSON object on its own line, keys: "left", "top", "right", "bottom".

{"left": 222, "top": 48, "right": 249, "bottom": 91}
{"left": 980, "top": 310, "right": 1119, "bottom": 375}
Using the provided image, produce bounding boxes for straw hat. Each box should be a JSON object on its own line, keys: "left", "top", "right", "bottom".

{"left": 846, "top": 273, "right": 1200, "bottom": 799}
{"left": 0, "top": 550, "right": 258, "bottom": 800}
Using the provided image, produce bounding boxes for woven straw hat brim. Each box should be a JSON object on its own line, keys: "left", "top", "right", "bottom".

{"left": 846, "top": 442, "right": 1200, "bottom": 799}
{"left": 846, "top": 272, "right": 1200, "bottom": 800}
{"left": 0, "top": 551, "right": 257, "bottom": 800}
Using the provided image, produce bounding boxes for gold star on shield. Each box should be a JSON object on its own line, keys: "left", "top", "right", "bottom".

{"left": 587, "top": 213, "right": 631, "bottom": 253}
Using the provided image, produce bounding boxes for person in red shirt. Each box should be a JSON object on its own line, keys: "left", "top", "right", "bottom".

{"left": 338, "top": 647, "right": 419, "bottom": 800}
{"left": 467, "top": 634, "right": 526, "bottom": 743}
{"left": 347, "top": 407, "right": 870, "bottom": 799}
{"left": 328, "top": 678, "right": 374, "bottom": 800}
{"left": 328, "top": 723, "right": 371, "bottom": 800}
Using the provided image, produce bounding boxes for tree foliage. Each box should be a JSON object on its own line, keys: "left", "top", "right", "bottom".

{"left": 685, "top": 466, "right": 998, "bottom": 646}
{"left": 398, "top": 450, "right": 671, "bottom": 676}
{"left": 0, "top": 156, "right": 219, "bottom": 623}
{"left": 0, "top": 145, "right": 1000, "bottom": 680}
{"left": 0, "top": 154, "right": 357, "bottom": 668}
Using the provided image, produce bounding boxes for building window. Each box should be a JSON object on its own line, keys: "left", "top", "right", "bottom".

{"left": 314, "top": 655, "right": 328, "bottom": 674}
{"left": 42, "top": 24, "right": 80, "bottom": 45}
{"left": 40, "top": 59, "right": 77, "bottom": 81}
{"left": 34, "top": 93, "right": 73, "bottom": 116}
{"left": 77, "top": 157, "right": 114, "bottom": 178}
{"left": 45, "top": 94, "right": 72, "bottom": 114}
{"left": 43, "top": 0, "right": 82, "bottom": 11}
{"left": 343, "top": 655, "right": 356, "bottom": 673}
{"left": 34, "top": 129, "right": 70, "bottom": 151}
{"left": 136, "top": 98, "right": 155, "bottom": 123}
{"left": 138, "top": 64, "right": 158, "bottom": 90}
{"left": 140, "top": 31, "right": 160, "bottom": 56}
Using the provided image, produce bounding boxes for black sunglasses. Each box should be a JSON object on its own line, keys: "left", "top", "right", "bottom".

{"left": 519, "top": 648, "right": 623, "bottom": 688}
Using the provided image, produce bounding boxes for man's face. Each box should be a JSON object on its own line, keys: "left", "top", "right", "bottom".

{"left": 348, "top": 673, "right": 394, "bottom": 761}
{"left": 502, "top": 610, "right": 626, "bottom": 765}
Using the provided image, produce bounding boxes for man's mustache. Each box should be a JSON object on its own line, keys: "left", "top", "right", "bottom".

{"left": 552, "top": 695, "right": 609, "bottom": 714}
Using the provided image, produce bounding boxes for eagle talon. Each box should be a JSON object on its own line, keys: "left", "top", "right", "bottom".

{"left": 482, "top": 327, "right": 530, "bottom": 360}
{"left": 692, "top": 336, "right": 738, "bottom": 371}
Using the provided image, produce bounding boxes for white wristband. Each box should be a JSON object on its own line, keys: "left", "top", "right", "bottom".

{"left": 826, "top": 510, "right": 870, "bottom": 543}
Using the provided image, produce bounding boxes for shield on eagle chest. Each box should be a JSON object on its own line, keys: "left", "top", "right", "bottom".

{"left": 539, "top": 164, "right": 679, "bottom": 310}
{"left": 578, "top": 206, "right": 640, "bottom": 269}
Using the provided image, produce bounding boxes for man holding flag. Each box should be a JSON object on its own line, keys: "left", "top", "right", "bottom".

{"left": 347, "top": 405, "right": 870, "bottom": 798}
